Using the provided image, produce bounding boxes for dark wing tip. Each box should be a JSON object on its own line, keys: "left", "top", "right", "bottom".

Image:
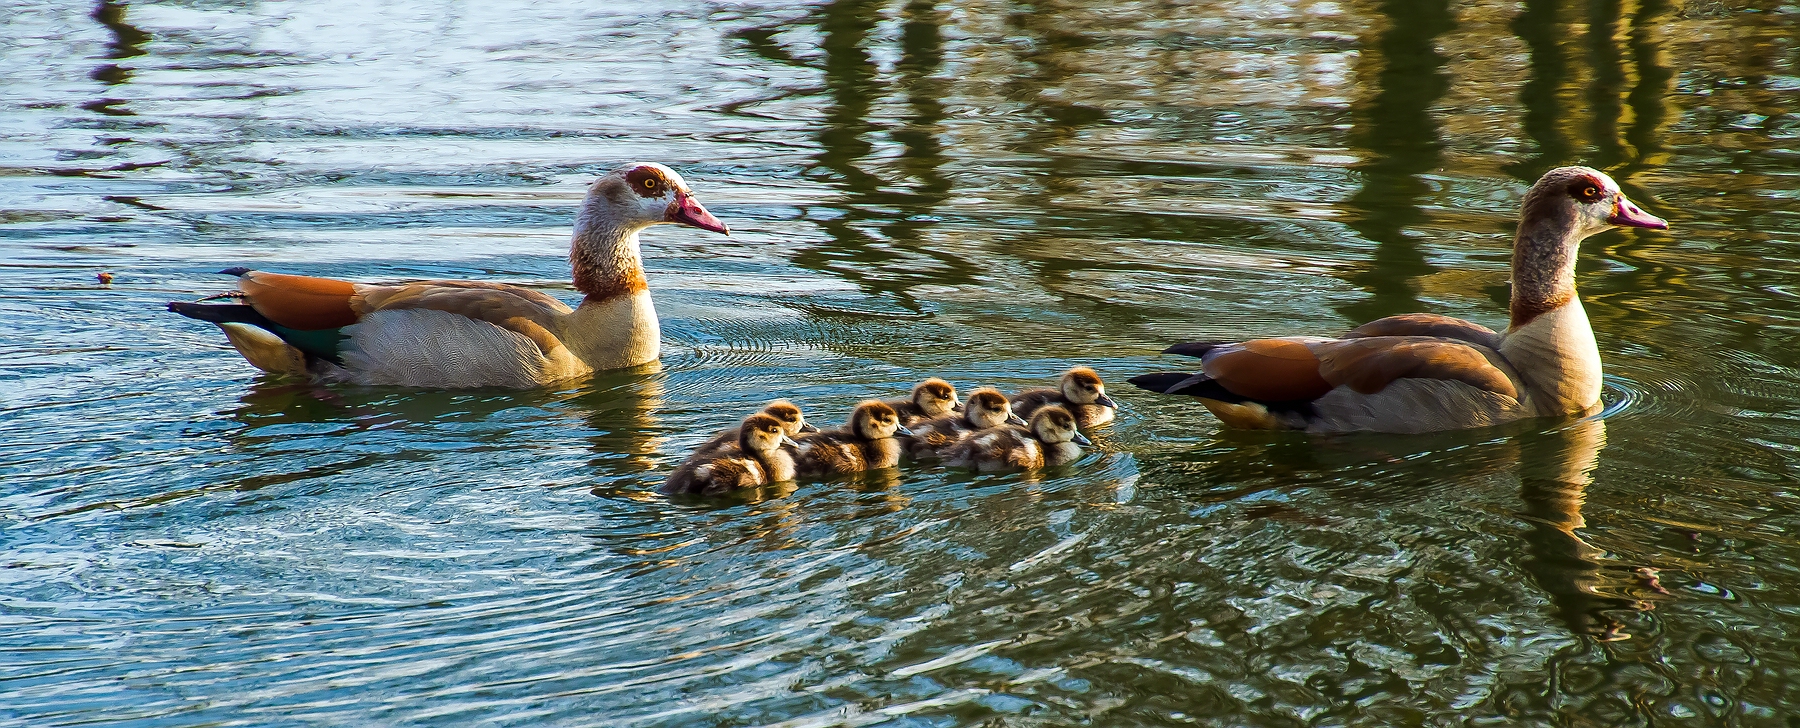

{"left": 218, "top": 267, "right": 252, "bottom": 276}
{"left": 1129, "top": 371, "right": 1202, "bottom": 394}
{"left": 1162, "top": 341, "right": 1222, "bottom": 358}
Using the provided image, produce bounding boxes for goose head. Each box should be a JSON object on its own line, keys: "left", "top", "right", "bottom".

{"left": 738, "top": 413, "right": 800, "bottom": 454}
{"left": 911, "top": 378, "right": 961, "bottom": 418}
{"left": 1030, "top": 405, "right": 1090, "bottom": 446}
{"left": 761, "top": 399, "right": 818, "bottom": 435}
{"left": 1060, "top": 367, "right": 1117, "bottom": 408}
{"left": 1521, "top": 167, "right": 1666, "bottom": 241}
{"left": 582, "top": 162, "right": 728, "bottom": 235}
{"left": 965, "top": 387, "right": 1024, "bottom": 428}
{"left": 849, "top": 400, "right": 911, "bottom": 440}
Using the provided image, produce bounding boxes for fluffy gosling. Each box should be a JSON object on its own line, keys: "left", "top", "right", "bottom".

{"left": 1011, "top": 366, "right": 1118, "bottom": 427}
{"left": 885, "top": 378, "right": 962, "bottom": 427}
{"left": 943, "top": 405, "right": 1090, "bottom": 472}
{"left": 906, "top": 386, "right": 1025, "bottom": 459}
{"left": 663, "top": 413, "right": 800, "bottom": 495}
{"left": 794, "top": 400, "right": 912, "bottom": 477}
{"left": 695, "top": 399, "right": 818, "bottom": 453}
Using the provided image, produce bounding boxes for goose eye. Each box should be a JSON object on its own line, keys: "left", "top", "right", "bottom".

{"left": 1582, "top": 186, "right": 1598, "bottom": 199}
{"left": 643, "top": 178, "right": 658, "bottom": 190}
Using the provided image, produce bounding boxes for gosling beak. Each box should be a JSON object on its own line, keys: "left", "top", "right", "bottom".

{"left": 1007, "top": 413, "right": 1027, "bottom": 426}
{"left": 799, "top": 423, "right": 819, "bottom": 433}
{"left": 950, "top": 402, "right": 965, "bottom": 413}
{"left": 667, "top": 192, "right": 730, "bottom": 235}
{"left": 781, "top": 434, "right": 801, "bottom": 448}
{"left": 894, "top": 425, "right": 914, "bottom": 437}
{"left": 1607, "top": 194, "right": 1667, "bottom": 230}
{"left": 1072, "top": 431, "right": 1092, "bottom": 446}
{"left": 1095, "top": 393, "right": 1118, "bottom": 409}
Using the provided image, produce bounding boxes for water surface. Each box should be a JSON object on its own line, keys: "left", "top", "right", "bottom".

{"left": 3, "top": 0, "right": 1800, "bottom": 725}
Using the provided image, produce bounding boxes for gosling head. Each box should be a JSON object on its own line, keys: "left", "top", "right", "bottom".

{"left": 849, "top": 400, "right": 910, "bottom": 440}
{"left": 1521, "top": 166, "right": 1666, "bottom": 241}
{"left": 911, "top": 378, "right": 961, "bottom": 418}
{"left": 965, "top": 387, "right": 1024, "bottom": 428}
{"left": 1030, "top": 405, "right": 1091, "bottom": 446}
{"left": 761, "top": 399, "right": 818, "bottom": 435}
{"left": 1060, "top": 367, "right": 1117, "bottom": 408}
{"left": 583, "top": 162, "right": 729, "bottom": 235}
{"left": 738, "top": 413, "right": 800, "bottom": 453}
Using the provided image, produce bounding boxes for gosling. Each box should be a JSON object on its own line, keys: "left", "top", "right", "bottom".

{"left": 663, "top": 413, "right": 800, "bottom": 495}
{"left": 1011, "top": 366, "right": 1118, "bottom": 427}
{"left": 943, "top": 405, "right": 1090, "bottom": 472}
{"left": 885, "top": 378, "right": 962, "bottom": 426}
{"left": 695, "top": 399, "right": 818, "bottom": 454}
{"left": 794, "top": 400, "right": 912, "bottom": 477}
{"left": 906, "top": 386, "right": 1025, "bottom": 459}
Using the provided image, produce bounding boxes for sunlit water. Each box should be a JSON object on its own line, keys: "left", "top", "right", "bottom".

{"left": 3, "top": 0, "right": 1799, "bottom": 725}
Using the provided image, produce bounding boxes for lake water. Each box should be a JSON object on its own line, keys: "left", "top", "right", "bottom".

{"left": 3, "top": 0, "right": 1799, "bottom": 725}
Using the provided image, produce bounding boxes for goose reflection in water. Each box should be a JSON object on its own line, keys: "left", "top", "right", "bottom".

{"left": 1516, "top": 417, "right": 1668, "bottom": 642}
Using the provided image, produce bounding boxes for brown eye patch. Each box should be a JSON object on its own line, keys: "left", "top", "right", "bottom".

{"left": 624, "top": 166, "right": 671, "bottom": 199}
{"left": 1568, "top": 179, "right": 1606, "bottom": 203}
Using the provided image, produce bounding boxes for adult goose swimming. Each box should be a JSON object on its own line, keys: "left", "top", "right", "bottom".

{"left": 1129, "top": 166, "right": 1667, "bottom": 434}
{"left": 167, "top": 162, "right": 728, "bottom": 388}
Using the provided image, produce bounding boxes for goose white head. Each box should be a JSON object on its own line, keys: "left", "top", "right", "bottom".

{"left": 1522, "top": 166, "right": 1666, "bottom": 240}
{"left": 1060, "top": 367, "right": 1117, "bottom": 408}
{"left": 738, "top": 413, "right": 801, "bottom": 454}
{"left": 1030, "top": 405, "right": 1090, "bottom": 446}
{"left": 581, "top": 162, "right": 729, "bottom": 235}
{"left": 850, "top": 400, "right": 910, "bottom": 440}
{"left": 965, "top": 387, "right": 1024, "bottom": 428}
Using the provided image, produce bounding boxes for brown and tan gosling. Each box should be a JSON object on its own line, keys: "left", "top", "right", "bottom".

{"left": 943, "top": 405, "right": 1090, "bottom": 472}
{"left": 1011, "top": 366, "right": 1117, "bottom": 428}
{"left": 906, "top": 386, "right": 1025, "bottom": 459}
{"left": 695, "top": 399, "right": 818, "bottom": 453}
{"left": 662, "top": 413, "right": 800, "bottom": 495}
{"left": 884, "top": 378, "right": 961, "bottom": 426}
{"left": 794, "top": 400, "right": 912, "bottom": 477}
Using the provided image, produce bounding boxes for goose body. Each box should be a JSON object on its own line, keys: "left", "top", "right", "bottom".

{"left": 1129, "top": 167, "right": 1667, "bottom": 434}
{"left": 793, "top": 401, "right": 911, "bottom": 477}
{"left": 905, "top": 387, "right": 1024, "bottom": 459}
{"left": 695, "top": 400, "right": 818, "bottom": 454}
{"left": 664, "top": 413, "right": 800, "bottom": 495}
{"left": 1011, "top": 367, "right": 1118, "bottom": 428}
{"left": 943, "top": 405, "right": 1090, "bottom": 472}
{"left": 884, "top": 378, "right": 961, "bottom": 427}
{"left": 167, "top": 162, "right": 728, "bottom": 388}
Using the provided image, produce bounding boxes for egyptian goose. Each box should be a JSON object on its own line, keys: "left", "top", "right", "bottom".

{"left": 662, "top": 413, "right": 800, "bottom": 495}
{"left": 1129, "top": 166, "right": 1667, "bottom": 433}
{"left": 695, "top": 400, "right": 819, "bottom": 454}
{"left": 166, "top": 162, "right": 728, "bottom": 388}
{"left": 905, "top": 386, "right": 1025, "bottom": 459}
{"left": 885, "top": 378, "right": 962, "bottom": 426}
{"left": 793, "top": 400, "right": 912, "bottom": 477}
{"left": 1011, "top": 367, "right": 1118, "bottom": 427}
{"left": 943, "top": 405, "right": 1090, "bottom": 471}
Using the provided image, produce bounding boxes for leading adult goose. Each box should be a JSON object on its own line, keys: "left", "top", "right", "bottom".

{"left": 167, "top": 162, "right": 728, "bottom": 388}
{"left": 1130, "top": 166, "right": 1667, "bottom": 433}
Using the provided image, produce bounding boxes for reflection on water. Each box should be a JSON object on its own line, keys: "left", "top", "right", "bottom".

{"left": 4, "top": 0, "right": 1800, "bottom": 724}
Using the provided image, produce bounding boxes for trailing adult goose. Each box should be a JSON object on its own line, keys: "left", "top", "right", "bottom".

{"left": 905, "top": 386, "right": 1025, "bottom": 459}
{"left": 662, "top": 413, "right": 799, "bottom": 495}
{"left": 694, "top": 400, "right": 818, "bottom": 454}
{"left": 793, "top": 401, "right": 912, "bottom": 477}
{"left": 1011, "top": 367, "right": 1118, "bottom": 428}
{"left": 942, "top": 405, "right": 1090, "bottom": 471}
{"left": 166, "top": 162, "right": 728, "bottom": 388}
{"left": 884, "top": 378, "right": 962, "bottom": 427}
{"left": 1129, "top": 166, "right": 1667, "bottom": 434}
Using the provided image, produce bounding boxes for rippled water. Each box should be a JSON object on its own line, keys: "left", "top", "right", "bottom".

{"left": 4, "top": 0, "right": 1800, "bottom": 725}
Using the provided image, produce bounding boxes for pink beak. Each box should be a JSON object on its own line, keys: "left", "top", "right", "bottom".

{"left": 667, "top": 193, "right": 729, "bottom": 235}
{"left": 1608, "top": 194, "right": 1667, "bottom": 230}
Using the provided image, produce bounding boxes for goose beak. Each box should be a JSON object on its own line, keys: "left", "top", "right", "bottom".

{"left": 1072, "top": 431, "right": 1092, "bottom": 446}
{"left": 951, "top": 402, "right": 965, "bottom": 413}
{"left": 1608, "top": 195, "right": 1667, "bottom": 230}
{"left": 894, "top": 425, "right": 914, "bottom": 437}
{"left": 799, "top": 423, "right": 819, "bottom": 433}
{"left": 781, "top": 434, "right": 801, "bottom": 448}
{"left": 1007, "top": 413, "right": 1027, "bottom": 426}
{"left": 668, "top": 192, "right": 730, "bottom": 235}
{"left": 1095, "top": 393, "right": 1118, "bottom": 409}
